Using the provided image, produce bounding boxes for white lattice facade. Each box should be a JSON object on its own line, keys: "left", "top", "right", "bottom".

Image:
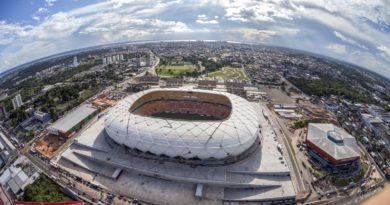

{"left": 104, "top": 88, "right": 259, "bottom": 160}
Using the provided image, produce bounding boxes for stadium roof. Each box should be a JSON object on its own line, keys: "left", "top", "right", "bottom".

{"left": 307, "top": 123, "right": 360, "bottom": 161}
{"left": 49, "top": 104, "right": 97, "bottom": 133}
{"left": 104, "top": 88, "right": 259, "bottom": 160}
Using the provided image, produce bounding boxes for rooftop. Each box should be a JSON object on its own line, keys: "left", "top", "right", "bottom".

{"left": 307, "top": 123, "right": 360, "bottom": 161}
{"left": 49, "top": 104, "right": 97, "bottom": 133}
{"left": 58, "top": 102, "right": 295, "bottom": 203}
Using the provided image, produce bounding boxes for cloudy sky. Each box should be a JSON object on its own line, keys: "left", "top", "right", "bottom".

{"left": 0, "top": 0, "right": 389, "bottom": 77}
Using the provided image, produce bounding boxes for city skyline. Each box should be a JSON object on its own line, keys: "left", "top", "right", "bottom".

{"left": 0, "top": 0, "right": 389, "bottom": 77}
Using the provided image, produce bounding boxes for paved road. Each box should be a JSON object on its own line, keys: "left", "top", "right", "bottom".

{"left": 321, "top": 184, "right": 384, "bottom": 205}
{"left": 25, "top": 153, "right": 95, "bottom": 203}
{"left": 261, "top": 102, "right": 306, "bottom": 196}
{"left": 135, "top": 52, "right": 159, "bottom": 77}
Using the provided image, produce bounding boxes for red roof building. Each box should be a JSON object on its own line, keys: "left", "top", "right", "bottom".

{"left": 305, "top": 123, "right": 360, "bottom": 173}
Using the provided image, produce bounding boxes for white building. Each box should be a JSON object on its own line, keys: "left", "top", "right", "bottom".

{"left": 73, "top": 56, "right": 79, "bottom": 67}
{"left": 105, "top": 88, "right": 259, "bottom": 160}
{"left": 146, "top": 53, "right": 151, "bottom": 66}
{"left": 0, "top": 156, "right": 39, "bottom": 197}
{"left": 11, "top": 94, "right": 23, "bottom": 110}
{"left": 0, "top": 104, "right": 7, "bottom": 119}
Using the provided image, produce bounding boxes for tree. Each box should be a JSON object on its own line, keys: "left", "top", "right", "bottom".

{"left": 28, "top": 129, "right": 36, "bottom": 139}
{"left": 21, "top": 175, "right": 72, "bottom": 202}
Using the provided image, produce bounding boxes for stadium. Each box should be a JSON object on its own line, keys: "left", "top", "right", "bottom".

{"left": 59, "top": 88, "right": 296, "bottom": 204}
{"left": 104, "top": 89, "right": 259, "bottom": 160}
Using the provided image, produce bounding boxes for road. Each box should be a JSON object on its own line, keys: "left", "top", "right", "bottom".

{"left": 135, "top": 52, "right": 159, "bottom": 77}
{"left": 321, "top": 183, "right": 385, "bottom": 205}
{"left": 261, "top": 102, "right": 306, "bottom": 197}
{"left": 25, "top": 152, "right": 100, "bottom": 204}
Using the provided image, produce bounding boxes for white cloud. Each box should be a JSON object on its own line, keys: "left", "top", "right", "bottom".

{"left": 45, "top": 0, "right": 57, "bottom": 7}
{"left": 0, "top": 21, "right": 30, "bottom": 45}
{"left": 221, "top": 0, "right": 298, "bottom": 22}
{"left": 233, "top": 26, "right": 299, "bottom": 42}
{"left": 38, "top": 7, "right": 49, "bottom": 14}
{"left": 0, "top": 0, "right": 389, "bottom": 77}
{"left": 333, "top": 31, "right": 367, "bottom": 50}
{"left": 28, "top": 12, "right": 84, "bottom": 39}
{"left": 378, "top": 45, "right": 390, "bottom": 62}
{"left": 235, "top": 28, "right": 277, "bottom": 42}
{"left": 326, "top": 44, "right": 347, "bottom": 54}
{"left": 196, "top": 14, "right": 219, "bottom": 24}
{"left": 32, "top": 16, "right": 40, "bottom": 21}
{"left": 32, "top": 7, "right": 49, "bottom": 21}
{"left": 81, "top": 16, "right": 190, "bottom": 42}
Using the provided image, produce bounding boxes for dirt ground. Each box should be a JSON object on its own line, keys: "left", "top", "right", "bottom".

{"left": 361, "top": 185, "right": 390, "bottom": 205}
{"left": 262, "top": 87, "right": 297, "bottom": 104}
{"left": 35, "top": 135, "right": 69, "bottom": 158}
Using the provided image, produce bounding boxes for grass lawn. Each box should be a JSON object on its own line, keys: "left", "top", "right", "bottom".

{"left": 156, "top": 65, "right": 197, "bottom": 76}
{"left": 79, "top": 88, "right": 98, "bottom": 101}
{"left": 55, "top": 100, "right": 75, "bottom": 111}
{"left": 206, "top": 67, "right": 248, "bottom": 80}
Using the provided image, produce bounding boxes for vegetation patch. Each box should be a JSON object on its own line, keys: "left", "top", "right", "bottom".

{"left": 156, "top": 65, "right": 198, "bottom": 77}
{"left": 331, "top": 177, "right": 349, "bottom": 187}
{"left": 353, "top": 162, "right": 369, "bottom": 182}
{"left": 206, "top": 67, "right": 248, "bottom": 80}
{"left": 19, "top": 175, "right": 72, "bottom": 202}
{"left": 288, "top": 76, "right": 377, "bottom": 104}
{"left": 292, "top": 120, "right": 309, "bottom": 129}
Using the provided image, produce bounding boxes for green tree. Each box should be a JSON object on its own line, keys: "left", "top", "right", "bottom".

{"left": 21, "top": 175, "right": 72, "bottom": 202}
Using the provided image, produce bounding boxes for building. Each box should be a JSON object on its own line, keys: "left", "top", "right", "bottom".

{"left": 368, "top": 105, "right": 390, "bottom": 123}
{"left": 165, "top": 78, "right": 183, "bottom": 87}
{"left": 60, "top": 87, "right": 296, "bottom": 204}
{"left": 361, "top": 113, "right": 383, "bottom": 130}
{"left": 34, "top": 111, "right": 51, "bottom": 123}
{"left": 145, "top": 53, "right": 151, "bottom": 67}
{"left": 11, "top": 94, "right": 23, "bottom": 110}
{"left": 0, "top": 104, "right": 7, "bottom": 119}
{"left": 0, "top": 156, "right": 39, "bottom": 198}
{"left": 305, "top": 123, "right": 360, "bottom": 174}
{"left": 136, "top": 56, "right": 141, "bottom": 67}
{"left": 73, "top": 56, "right": 79, "bottom": 67}
{"left": 231, "top": 62, "right": 242, "bottom": 68}
{"left": 134, "top": 76, "right": 160, "bottom": 85}
{"left": 105, "top": 88, "right": 259, "bottom": 159}
{"left": 197, "top": 80, "right": 217, "bottom": 90}
{"left": 47, "top": 104, "right": 98, "bottom": 138}
{"left": 225, "top": 81, "right": 246, "bottom": 97}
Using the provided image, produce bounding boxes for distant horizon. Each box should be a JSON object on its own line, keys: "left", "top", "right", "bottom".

{"left": 0, "top": 1, "right": 389, "bottom": 77}
{"left": 2, "top": 39, "right": 389, "bottom": 81}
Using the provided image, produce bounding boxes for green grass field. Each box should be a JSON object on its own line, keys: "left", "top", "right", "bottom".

{"left": 206, "top": 67, "right": 248, "bottom": 80}
{"left": 156, "top": 65, "right": 197, "bottom": 76}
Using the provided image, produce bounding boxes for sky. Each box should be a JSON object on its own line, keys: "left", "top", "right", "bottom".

{"left": 0, "top": 0, "right": 389, "bottom": 77}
